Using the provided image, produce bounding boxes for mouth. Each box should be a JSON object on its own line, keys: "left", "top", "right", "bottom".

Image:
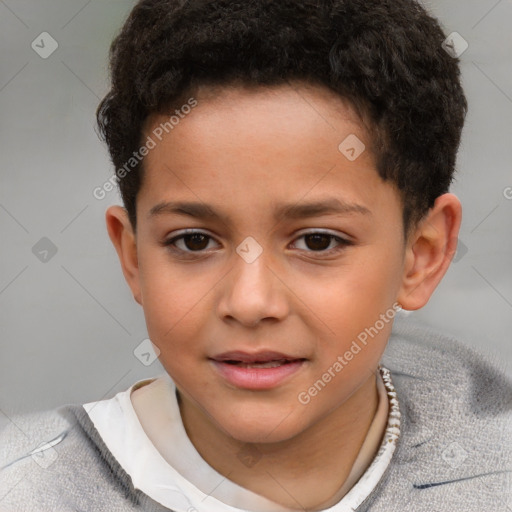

{"left": 209, "top": 351, "right": 307, "bottom": 390}
{"left": 221, "top": 359, "right": 300, "bottom": 369}
{"left": 211, "top": 350, "right": 305, "bottom": 365}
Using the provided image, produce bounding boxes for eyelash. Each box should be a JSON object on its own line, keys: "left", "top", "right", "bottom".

{"left": 162, "top": 229, "right": 353, "bottom": 258}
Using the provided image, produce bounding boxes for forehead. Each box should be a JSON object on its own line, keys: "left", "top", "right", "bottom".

{"left": 141, "top": 82, "right": 373, "bottom": 179}
{"left": 146, "top": 82, "right": 369, "bottom": 143}
{"left": 136, "top": 83, "right": 400, "bottom": 228}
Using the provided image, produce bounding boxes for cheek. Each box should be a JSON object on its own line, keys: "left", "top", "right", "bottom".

{"left": 304, "top": 248, "right": 402, "bottom": 379}
{"left": 137, "top": 259, "right": 204, "bottom": 365}
{"left": 138, "top": 250, "right": 211, "bottom": 329}
{"left": 307, "top": 251, "right": 402, "bottom": 334}
{"left": 349, "top": 238, "right": 404, "bottom": 302}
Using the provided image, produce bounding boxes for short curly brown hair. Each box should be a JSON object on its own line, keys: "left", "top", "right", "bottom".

{"left": 96, "top": 0, "right": 468, "bottom": 236}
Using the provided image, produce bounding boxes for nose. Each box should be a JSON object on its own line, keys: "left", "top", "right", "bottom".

{"left": 216, "top": 245, "right": 289, "bottom": 328}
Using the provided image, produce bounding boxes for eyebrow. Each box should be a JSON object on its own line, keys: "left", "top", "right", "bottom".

{"left": 148, "top": 198, "right": 371, "bottom": 223}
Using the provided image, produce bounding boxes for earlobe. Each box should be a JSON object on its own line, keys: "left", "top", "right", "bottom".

{"left": 105, "top": 206, "right": 143, "bottom": 305}
{"left": 397, "top": 193, "right": 462, "bottom": 311}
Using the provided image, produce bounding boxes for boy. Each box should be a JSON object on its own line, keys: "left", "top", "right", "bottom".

{"left": 1, "top": 0, "right": 511, "bottom": 510}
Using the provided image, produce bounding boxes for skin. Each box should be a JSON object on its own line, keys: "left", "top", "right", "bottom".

{"left": 106, "top": 82, "right": 462, "bottom": 510}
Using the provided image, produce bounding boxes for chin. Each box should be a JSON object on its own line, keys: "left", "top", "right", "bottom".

{"left": 214, "top": 407, "right": 307, "bottom": 445}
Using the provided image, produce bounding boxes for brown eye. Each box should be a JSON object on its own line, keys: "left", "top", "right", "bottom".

{"left": 304, "top": 233, "right": 332, "bottom": 251}
{"left": 163, "top": 230, "right": 218, "bottom": 254}
{"left": 181, "top": 233, "right": 210, "bottom": 251}
{"left": 292, "top": 231, "right": 352, "bottom": 255}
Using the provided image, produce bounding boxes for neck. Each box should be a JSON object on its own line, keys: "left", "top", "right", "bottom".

{"left": 178, "top": 371, "right": 381, "bottom": 510}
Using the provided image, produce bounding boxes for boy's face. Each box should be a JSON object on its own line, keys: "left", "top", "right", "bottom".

{"left": 119, "top": 83, "right": 409, "bottom": 443}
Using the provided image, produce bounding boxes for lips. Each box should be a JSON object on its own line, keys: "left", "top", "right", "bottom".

{"left": 209, "top": 350, "right": 307, "bottom": 389}
{"left": 211, "top": 350, "right": 305, "bottom": 365}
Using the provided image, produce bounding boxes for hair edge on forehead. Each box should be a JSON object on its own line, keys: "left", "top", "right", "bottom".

{"left": 96, "top": 0, "right": 468, "bottom": 240}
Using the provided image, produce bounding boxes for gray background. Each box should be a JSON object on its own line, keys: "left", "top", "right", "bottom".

{"left": 0, "top": 0, "right": 511, "bottom": 418}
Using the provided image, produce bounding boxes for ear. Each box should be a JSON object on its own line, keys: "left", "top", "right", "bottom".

{"left": 397, "top": 193, "right": 462, "bottom": 311}
{"left": 105, "top": 205, "right": 142, "bottom": 305}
